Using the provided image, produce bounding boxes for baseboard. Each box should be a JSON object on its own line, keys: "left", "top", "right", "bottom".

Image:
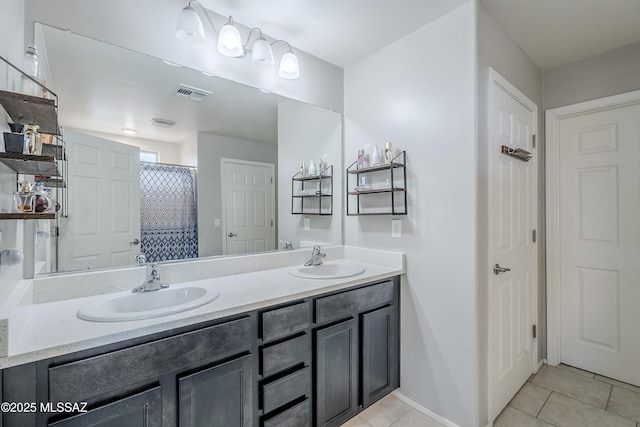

{"left": 537, "top": 359, "right": 546, "bottom": 371}
{"left": 391, "top": 390, "right": 460, "bottom": 427}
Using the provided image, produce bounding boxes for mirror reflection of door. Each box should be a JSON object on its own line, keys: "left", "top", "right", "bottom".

{"left": 221, "top": 158, "right": 275, "bottom": 255}
{"left": 59, "top": 130, "right": 141, "bottom": 271}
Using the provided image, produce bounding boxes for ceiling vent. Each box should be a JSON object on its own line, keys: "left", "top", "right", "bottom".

{"left": 174, "top": 84, "right": 211, "bottom": 102}
{"left": 150, "top": 118, "right": 176, "bottom": 128}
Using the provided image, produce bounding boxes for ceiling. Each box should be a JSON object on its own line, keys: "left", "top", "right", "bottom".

{"left": 481, "top": 0, "right": 640, "bottom": 70}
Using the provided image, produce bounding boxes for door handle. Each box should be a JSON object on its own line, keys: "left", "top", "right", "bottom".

{"left": 493, "top": 264, "right": 511, "bottom": 275}
{"left": 129, "top": 238, "right": 140, "bottom": 246}
{"left": 228, "top": 232, "right": 237, "bottom": 237}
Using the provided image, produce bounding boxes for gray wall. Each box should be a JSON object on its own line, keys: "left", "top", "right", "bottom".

{"left": 476, "top": 4, "right": 544, "bottom": 422}
{"left": 345, "top": 3, "right": 479, "bottom": 426}
{"left": 543, "top": 41, "right": 640, "bottom": 110}
{"left": 197, "top": 133, "right": 277, "bottom": 257}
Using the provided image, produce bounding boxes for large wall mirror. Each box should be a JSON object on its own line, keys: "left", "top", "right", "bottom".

{"left": 34, "top": 23, "right": 343, "bottom": 275}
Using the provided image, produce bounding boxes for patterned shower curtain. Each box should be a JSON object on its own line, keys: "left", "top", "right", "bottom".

{"left": 140, "top": 162, "right": 198, "bottom": 262}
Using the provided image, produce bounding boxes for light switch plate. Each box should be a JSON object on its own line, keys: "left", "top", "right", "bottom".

{"left": 303, "top": 217, "right": 310, "bottom": 231}
{"left": 391, "top": 219, "right": 402, "bottom": 238}
{"left": 214, "top": 218, "right": 220, "bottom": 227}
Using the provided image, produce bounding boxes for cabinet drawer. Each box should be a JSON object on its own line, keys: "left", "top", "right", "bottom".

{"left": 261, "top": 301, "right": 310, "bottom": 342}
{"left": 262, "top": 366, "right": 311, "bottom": 413}
{"left": 48, "top": 386, "right": 161, "bottom": 427}
{"left": 315, "top": 281, "right": 394, "bottom": 324}
{"left": 262, "top": 334, "right": 311, "bottom": 377}
{"left": 49, "top": 317, "right": 251, "bottom": 403}
{"left": 263, "top": 398, "right": 310, "bottom": 427}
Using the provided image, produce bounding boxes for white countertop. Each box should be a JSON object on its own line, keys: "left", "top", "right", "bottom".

{"left": 0, "top": 246, "right": 404, "bottom": 369}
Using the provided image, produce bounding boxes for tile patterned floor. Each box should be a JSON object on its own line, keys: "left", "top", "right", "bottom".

{"left": 341, "top": 394, "right": 444, "bottom": 427}
{"left": 495, "top": 364, "right": 640, "bottom": 427}
{"left": 341, "top": 364, "right": 640, "bottom": 427}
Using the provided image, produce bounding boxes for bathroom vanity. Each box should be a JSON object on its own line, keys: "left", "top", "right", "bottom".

{"left": 0, "top": 247, "right": 403, "bottom": 427}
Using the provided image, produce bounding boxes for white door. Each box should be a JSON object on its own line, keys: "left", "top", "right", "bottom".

{"left": 59, "top": 132, "right": 140, "bottom": 271}
{"left": 221, "top": 158, "right": 275, "bottom": 255}
{"left": 556, "top": 102, "right": 640, "bottom": 386}
{"left": 489, "top": 71, "right": 538, "bottom": 420}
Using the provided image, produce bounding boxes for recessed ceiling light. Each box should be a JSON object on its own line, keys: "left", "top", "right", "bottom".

{"left": 122, "top": 128, "right": 137, "bottom": 135}
{"left": 162, "top": 60, "right": 183, "bottom": 67}
{"left": 201, "top": 71, "right": 215, "bottom": 77}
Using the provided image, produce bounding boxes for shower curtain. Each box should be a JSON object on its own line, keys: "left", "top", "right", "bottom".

{"left": 140, "top": 162, "right": 198, "bottom": 262}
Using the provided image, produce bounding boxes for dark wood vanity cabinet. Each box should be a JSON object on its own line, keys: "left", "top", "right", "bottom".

{"left": 0, "top": 276, "right": 400, "bottom": 427}
{"left": 314, "top": 280, "right": 400, "bottom": 427}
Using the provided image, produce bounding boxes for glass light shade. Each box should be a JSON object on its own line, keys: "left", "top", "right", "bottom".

{"left": 176, "top": 5, "right": 205, "bottom": 43}
{"left": 218, "top": 19, "right": 243, "bottom": 57}
{"left": 252, "top": 38, "right": 274, "bottom": 67}
{"left": 279, "top": 51, "right": 300, "bottom": 79}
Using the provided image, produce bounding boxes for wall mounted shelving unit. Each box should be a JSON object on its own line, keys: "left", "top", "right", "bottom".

{"left": 291, "top": 165, "right": 333, "bottom": 216}
{"left": 346, "top": 151, "right": 407, "bottom": 216}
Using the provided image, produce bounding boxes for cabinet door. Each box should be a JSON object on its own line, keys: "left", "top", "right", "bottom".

{"left": 315, "top": 318, "right": 358, "bottom": 427}
{"left": 178, "top": 354, "right": 253, "bottom": 427}
{"left": 48, "top": 387, "right": 161, "bottom": 427}
{"left": 362, "top": 306, "right": 398, "bottom": 408}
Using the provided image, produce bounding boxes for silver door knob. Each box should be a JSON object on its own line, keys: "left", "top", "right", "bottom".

{"left": 493, "top": 264, "right": 511, "bottom": 275}
{"left": 129, "top": 238, "right": 140, "bottom": 246}
{"left": 228, "top": 232, "right": 237, "bottom": 237}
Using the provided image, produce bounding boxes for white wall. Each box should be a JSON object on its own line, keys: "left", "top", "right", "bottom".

{"left": 345, "top": 3, "right": 479, "bottom": 426}
{"left": 24, "top": 0, "right": 344, "bottom": 113}
{"left": 277, "top": 99, "right": 342, "bottom": 248}
{"left": 197, "top": 133, "right": 277, "bottom": 257}
{"left": 476, "top": 3, "right": 543, "bottom": 423}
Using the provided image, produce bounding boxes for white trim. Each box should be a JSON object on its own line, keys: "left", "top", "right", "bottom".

{"left": 545, "top": 89, "right": 640, "bottom": 366}
{"left": 220, "top": 157, "right": 276, "bottom": 256}
{"left": 391, "top": 391, "right": 460, "bottom": 427}
{"left": 487, "top": 68, "right": 539, "bottom": 420}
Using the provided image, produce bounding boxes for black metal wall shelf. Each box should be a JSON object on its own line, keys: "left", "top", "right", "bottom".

{"left": 346, "top": 151, "right": 407, "bottom": 216}
{"left": 291, "top": 165, "right": 333, "bottom": 216}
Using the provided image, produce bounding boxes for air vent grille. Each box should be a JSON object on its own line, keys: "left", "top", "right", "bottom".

{"left": 150, "top": 118, "right": 176, "bottom": 128}
{"left": 174, "top": 84, "right": 211, "bottom": 102}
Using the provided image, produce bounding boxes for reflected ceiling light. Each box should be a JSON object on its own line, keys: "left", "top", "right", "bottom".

{"left": 175, "top": 1, "right": 300, "bottom": 79}
{"left": 162, "top": 60, "right": 183, "bottom": 67}
{"left": 176, "top": 2, "right": 205, "bottom": 43}
{"left": 122, "top": 128, "right": 137, "bottom": 135}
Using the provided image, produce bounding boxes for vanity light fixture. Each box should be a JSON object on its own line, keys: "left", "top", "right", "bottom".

{"left": 175, "top": 0, "right": 300, "bottom": 79}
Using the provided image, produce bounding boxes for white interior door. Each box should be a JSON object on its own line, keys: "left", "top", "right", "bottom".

{"left": 221, "top": 158, "right": 275, "bottom": 255}
{"left": 59, "top": 132, "right": 140, "bottom": 271}
{"left": 556, "top": 102, "right": 640, "bottom": 387}
{"left": 489, "top": 71, "right": 538, "bottom": 420}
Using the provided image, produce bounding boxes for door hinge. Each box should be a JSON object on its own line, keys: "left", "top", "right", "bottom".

{"left": 270, "top": 220, "right": 274, "bottom": 226}
{"left": 532, "top": 324, "right": 537, "bottom": 339}
{"left": 532, "top": 135, "right": 536, "bottom": 148}
{"left": 270, "top": 177, "right": 273, "bottom": 183}
{"left": 532, "top": 229, "right": 537, "bottom": 243}
{"left": 52, "top": 226, "right": 59, "bottom": 237}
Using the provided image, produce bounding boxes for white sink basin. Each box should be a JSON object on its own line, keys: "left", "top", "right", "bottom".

{"left": 78, "top": 284, "right": 220, "bottom": 322}
{"left": 290, "top": 262, "right": 365, "bottom": 279}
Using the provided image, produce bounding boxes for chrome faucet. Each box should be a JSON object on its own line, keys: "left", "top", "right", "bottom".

{"left": 280, "top": 240, "right": 294, "bottom": 250}
{"left": 132, "top": 263, "right": 169, "bottom": 293}
{"left": 304, "top": 245, "right": 326, "bottom": 266}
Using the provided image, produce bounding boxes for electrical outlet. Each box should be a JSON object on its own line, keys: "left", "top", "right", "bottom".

{"left": 391, "top": 219, "right": 402, "bottom": 238}
{"left": 214, "top": 218, "right": 220, "bottom": 227}
{"left": 303, "top": 217, "right": 310, "bottom": 231}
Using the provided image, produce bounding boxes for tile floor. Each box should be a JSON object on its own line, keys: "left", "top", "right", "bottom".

{"left": 341, "top": 364, "right": 640, "bottom": 427}
{"left": 495, "top": 364, "right": 640, "bottom": 427}
{"left": 341, "top": 394, "right": 444, "bottom": 427}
